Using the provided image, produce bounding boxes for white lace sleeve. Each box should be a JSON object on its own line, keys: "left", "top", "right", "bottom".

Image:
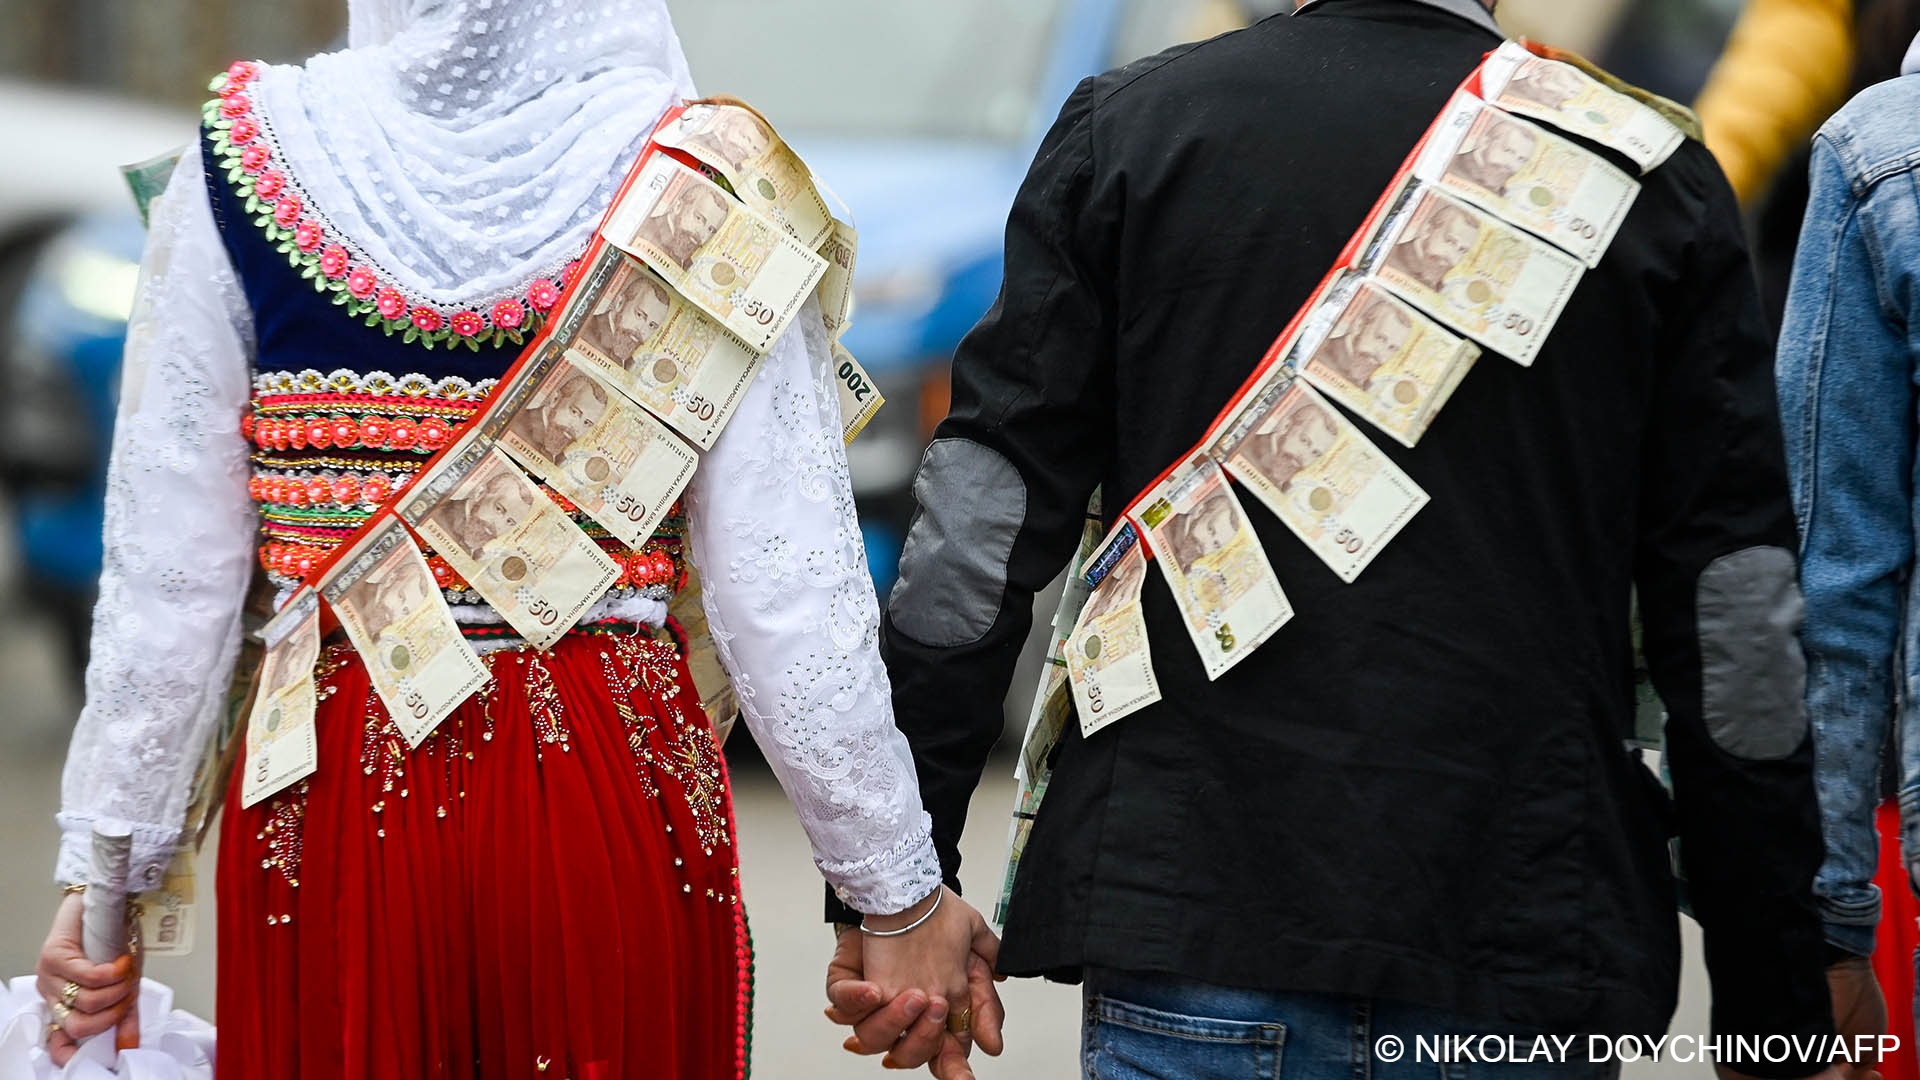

{"left": 686, "top": 302, "right": 941, "bottom": 916}
{"left": 56, "top": 149, "right": 258, "bottom": 890}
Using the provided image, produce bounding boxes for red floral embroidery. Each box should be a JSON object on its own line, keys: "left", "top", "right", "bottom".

{"left": 205, "top": 62, "right": 571, "bottom": 352}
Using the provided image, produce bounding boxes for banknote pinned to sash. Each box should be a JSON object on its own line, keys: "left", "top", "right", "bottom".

{"left": 1361, "top": 181, "right": 1584, "bottom": 367}
{"left": 132, "top": 848, "right": 198, "bottom": 958}
{"left": 656, "top": 102, "right": 836, "bottom": 251}
{"left": 1015, "top": 498, "right": 1105, "bottom": 784}
{"left": 1414, "top": 91, "right": 1639, "bottom": 268}
{"left": 323, "top": 516, "right": 491, "bottom": 747}
{"left": 993, "top": 771, "right": 1046, "bottom": 928}
{"left": 602, "top": 154, "right": 828, "bottom": 354}
{"left": 815, "top": 218, "right": 859, "bottom": 340}
{"left": 399, "top": 437, "right": 622, "bottom": 651}
{"left": 1065, "top": 521, "right": 1163, "bottom": 734}
{"left": 1215, "top": 362, "right": 1429, "bottom": 583}
{"left": 553, "top": 244, "right": 764, "bottom": 451}
{"left": 240, "top": 586, "right": 322, "bottom": 808}
{"left": 1292, "top": 272, "right": 1479, "bottom": 448}
{"left": 1134, "top": 460, "right": 1293, "bottom": 680}
{"left": 1479, "top": 41, "right": 1683, "bottom": 173}
{"left": 832, "top": 343, "right": 886, "bottom": 444}
{"left": 494, "top": 344, "right": 699, "bottom": 549}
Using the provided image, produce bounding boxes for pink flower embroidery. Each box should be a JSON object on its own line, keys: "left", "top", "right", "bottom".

{"left": 229, "top": 117, "right": 259, "bottom": 145}
{"left": 239, "top": 144, "right": 270, "bottom": 173}
{"left": 320, "top": 245, "right": 350, "bottom": 278}
{"left": 376, "top": 288, "right": 406, "bottom": 319}
{"left": 220, "top": 94, "right": 251, "bottom": 119}
{"left": 273, "top": 195, "right": 303, "bottom": 228}
{"left": 561, "top": 259, "right": 583, "bottom": 287}
{"left": 347, "top": 267, "right": 377, "bottom": 299}
{"left": 294, "top": 219, "right": 323, "bottom": 252}
{"left": 227, "top": 60, "right": 257, "bottom": 86}
{"left": 410, "top": 307, "right": 443, "bottom": 334}
{"left": 450, "top": 311, "right": 484, "bottom": 338}
{"left": 490, "top": 298, "right": 525, "bottom": 329}
{"left": 253, "top": 170, "right": 285, "bottom": 200}
{"left": 528, "top": 279, "right": 560, "bottom": 312}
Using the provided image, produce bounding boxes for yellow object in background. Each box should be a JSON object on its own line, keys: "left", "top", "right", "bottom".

{"left": 1694, "top": 0, "right": 1856, "bottom": 205}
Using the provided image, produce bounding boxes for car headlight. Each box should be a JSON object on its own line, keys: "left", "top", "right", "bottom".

{"left": 53, "top": 244, "right": 140, "bottom": 324}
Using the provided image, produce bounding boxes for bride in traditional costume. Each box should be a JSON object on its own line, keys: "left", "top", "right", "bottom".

{"left": 30, "top": 2, "right": 991, "bottom": 1075}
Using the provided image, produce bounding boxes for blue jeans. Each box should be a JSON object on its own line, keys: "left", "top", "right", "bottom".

{"left": 1081, "top": 970, "right": 1622, "bottom": 1080}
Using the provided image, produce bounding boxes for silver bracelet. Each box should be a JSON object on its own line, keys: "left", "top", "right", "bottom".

{"left": 859, "top": 887, "right": 943, "bottom": 938}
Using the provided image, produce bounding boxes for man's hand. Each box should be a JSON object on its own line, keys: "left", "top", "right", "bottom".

{"left": 824, "top": 889, "right": 1005, "bottom": 1079}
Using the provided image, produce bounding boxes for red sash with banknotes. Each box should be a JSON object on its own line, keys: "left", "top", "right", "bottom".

{"left": 1059, "top": 40, "right": 1691, "bottom": 737}
{"left": 238, "top": 99, "right": 878, "bottom": 808}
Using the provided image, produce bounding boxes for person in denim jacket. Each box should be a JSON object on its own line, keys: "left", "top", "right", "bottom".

{"left": 1778, "top": 51, "right": 1920, "bottom": 1047}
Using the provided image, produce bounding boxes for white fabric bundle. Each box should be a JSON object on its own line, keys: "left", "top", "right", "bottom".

{"left": 0, "top": 978, "right": 213, "bottom": 1080}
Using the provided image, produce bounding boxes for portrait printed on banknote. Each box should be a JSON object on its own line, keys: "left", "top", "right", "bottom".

{"left": 603, "top": 155, "right": 827, "bottom": 354}
{"left": 241, "top": 588, "right": 321, "bottom": 807}
{"left": 659, "top": 103, "right": 835, "bottom": 250}
{"left": 556, "top": 246, "right": 762, "bottom": 450}
{"left": 632, "top": 173, "right": 731, "bottom": 273}
{"left": 323, "top": 519, "right": 489, "bottom": 746}
{"left": 1479, "top": 42, "right": 1683, "bottom": 172}
{"left": 1365, "top": 183, "right": 1583, "bottom": 366}
{"left": 1215, "top": 368, "right": 1428, "bottom": 583}
{"left": 497, "top": 351, "right": 698, "bottom": 547}
{"left": 1418, "top": 92, "right": 1639, "bottom": 268}
{"left": 1136, "top": 457, "right": 1292, "bottom": 678}
{"left": 1295, "top": 276, "right": 1478, "bottom": 448}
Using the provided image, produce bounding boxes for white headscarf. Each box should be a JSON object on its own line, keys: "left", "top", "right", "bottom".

{"left": 247, "top": 0, "right": 695, "bottom": 311}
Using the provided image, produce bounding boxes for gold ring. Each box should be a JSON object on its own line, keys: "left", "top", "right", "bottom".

{"left": 945, "top": 1007, "right": 973, "bottom": 1035}
{"left": 60, "top": 980, "right": 80, "bottom": 1008}
{"left": 49, "top": 1001, "right": 71, "bottom": 1026}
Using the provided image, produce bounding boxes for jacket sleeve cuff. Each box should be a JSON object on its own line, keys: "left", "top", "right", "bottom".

{"left": 54, "top": 813, "right": 179, "bottom": 893}
{"left": 1822, "top": 919, "right": 1877, "bottom": 958}
{"left": 818, "top": 813, "right": 942, "bottom": 916}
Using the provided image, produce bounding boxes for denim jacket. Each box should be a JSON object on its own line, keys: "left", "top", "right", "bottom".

{"left": 1778, "top": 75, "right": 1920, "bottom": 957}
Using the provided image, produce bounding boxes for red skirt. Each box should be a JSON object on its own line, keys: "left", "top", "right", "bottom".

{"left": 216, "top": 629, "right": 751, "bottom": 1079}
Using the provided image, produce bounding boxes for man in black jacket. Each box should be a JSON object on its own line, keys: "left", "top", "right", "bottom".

{"left": 826, "top": 1, "right": 1843, "bottom": 1076}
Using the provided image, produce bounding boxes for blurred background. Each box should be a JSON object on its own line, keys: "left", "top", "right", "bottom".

{"left": 0, "top": 0, "right": 1888, "bottom": 1074}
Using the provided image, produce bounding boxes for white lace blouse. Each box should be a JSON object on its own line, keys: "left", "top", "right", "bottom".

{"left": 54, "top": 150, "right": 941, "bottom": 916}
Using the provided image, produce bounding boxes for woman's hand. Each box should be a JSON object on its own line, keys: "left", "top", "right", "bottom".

{"left": 35, "top": 891, "right": 140, "bottom": 1065}
{"left": 827, "top": 885, "right": 1004, "bottom": 1078}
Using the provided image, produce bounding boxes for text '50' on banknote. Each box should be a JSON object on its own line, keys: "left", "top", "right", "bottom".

{"left": 1136, "top": 457, "right": 1292, "bottom": 680}
{"left": 602, "top": 154, "right": 827, "bottom": 355}
{"left": 1291, "top": 272, "right": 1478, "bottom": 448}
{"left": 399, "top": 437, "right": 621, "bottom": 651}
{"left": 1416, "top": 91, "right": 1639, "bottom": 268}
{"left": 656, "top": 103, "right": 835, "bottom": 251}
{"left": 1480, "top": 42, "right": 1683, "bottom": 173}
{"left": 321, "top": 517, "right": 489, "bottom": 747}
{"left": 241, "top": 586, "right": 321, "bottom": 808}
{"left": 1066, "top": 520, "right": 1162, "bottom": 735}
{"left": 1361, "top": 181, "right": 1583, "bottom": 367}
{"left": 491, "top": 344, "right": 699, "bottom": 549}
{"left": 552, "top": 244, "right": 763, "bottom": 451}
{"left": 1214, "top": 363, "right": 1428, "bottom": 583}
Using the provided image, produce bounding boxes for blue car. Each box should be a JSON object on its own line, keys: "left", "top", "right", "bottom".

{"left": 0, "top": 0, "right": 1277, "bottom": 666}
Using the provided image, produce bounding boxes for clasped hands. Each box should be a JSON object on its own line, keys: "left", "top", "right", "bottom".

{"left": 824, "top": 885, "right": 1006, "bottom": 1079}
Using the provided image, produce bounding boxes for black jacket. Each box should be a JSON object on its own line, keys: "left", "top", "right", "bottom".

{"left": 845, "top": 0, "right": 1831, "bottom": 1061}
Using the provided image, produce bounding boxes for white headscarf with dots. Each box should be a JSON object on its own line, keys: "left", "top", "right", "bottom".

{"left": 248, "top": 0, "right": 695, "bottom": 310}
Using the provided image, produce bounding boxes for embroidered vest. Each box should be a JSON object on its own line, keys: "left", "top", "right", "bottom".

{"left": 200, "top": 132, "right": 686, "bottom": 629}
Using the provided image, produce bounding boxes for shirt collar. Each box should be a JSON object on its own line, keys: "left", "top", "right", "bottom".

{"left": 1292, "top": 0, "right": 1504, "bottom": 39}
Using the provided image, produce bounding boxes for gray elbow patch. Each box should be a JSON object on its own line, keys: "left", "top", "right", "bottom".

{"left": 888, "top": 438, "right": 1027, "bottom": 647}
{"left": 1696, "top": 546, "right": 1810, "bottom": 760}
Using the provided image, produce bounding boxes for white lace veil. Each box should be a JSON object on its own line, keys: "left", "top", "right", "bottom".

{"left": 249, "top": 0, "right": 695, "bottom": 311}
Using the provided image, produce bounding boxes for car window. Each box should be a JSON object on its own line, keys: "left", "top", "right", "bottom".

{"left": 671, "top": 0, "right": 1070, "bottom": 141}
{"left": 1112, "top": 0, "right": 1285, "bottom": 68}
